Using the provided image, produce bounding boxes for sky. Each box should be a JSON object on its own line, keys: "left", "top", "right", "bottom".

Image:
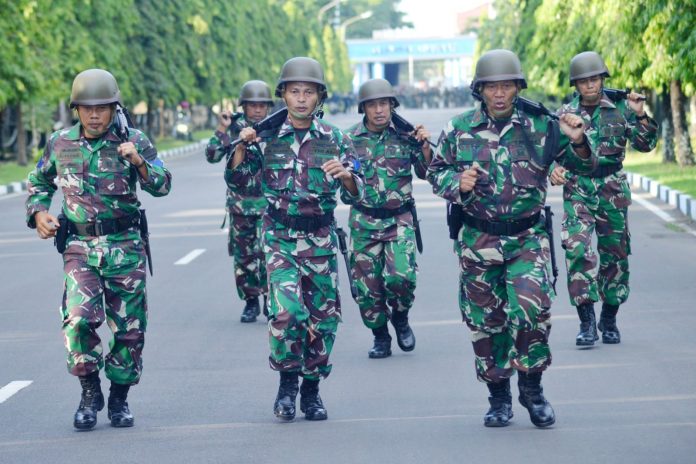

{"left": 397, "top": 0, "right": 490, "bottom": 36}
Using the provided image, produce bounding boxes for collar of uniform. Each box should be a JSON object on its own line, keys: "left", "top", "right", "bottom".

{"left": 354, "top": 119, "right": 396, "bottom": 137}
{"left": 278, "top": 117, "right": 322, "bottom": 139}
{"left": 470, "top": 105, "right": 489, "bottom": 128}
{"left": 570, "top": 92, "right": 616, "bottom": 110}
{"left": 65, "top": 122, "right": 122, "bottom": 143}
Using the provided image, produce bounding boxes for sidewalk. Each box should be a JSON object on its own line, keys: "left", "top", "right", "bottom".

{"left": 0, "top": 139, "right": 207, "bottom": 196}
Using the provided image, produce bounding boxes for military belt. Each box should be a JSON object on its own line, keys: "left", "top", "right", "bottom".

{"left": 352, "top": 202, "right": 413, "bottom": 219}
{"left": 588, "top": 163, "right": 623, "bottom": 178}
{"left": 267, "top": 204, "right": 334, "bottom": 233}
{"left": 67, "top": 213, "right": 140, "bottom": 236}
{"left": 461, "top": 212, "right": 541, "bottom": 236}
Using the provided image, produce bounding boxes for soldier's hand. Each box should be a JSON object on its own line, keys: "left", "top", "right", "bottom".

{"left": 117, "top": 142, "right": 144, "bottom": 167}
{"left": 459, "top": 162, "right": 479, "bottom": 193}
{"left": 413, "top": 124, "right": 433, "bottom": 158}
{"left": 35, "top": 211, "right": 59, "bottom": 239}
{"left": 627, "top": 91, "right": 647, "bottom": 116}
{"left": 559, "top": 113, "right": 585, "bottom": 143}
{"left": 550, "top": 166, "right": 567, "bottom": 186}
{"left": 322, "top": 159, "right": 352, "bottom": 180}
{"left": 239, "top": 127, "right": 259, "bottom": 144}
{"left": 218, "top": 110, "right": 233, "bottom": 130}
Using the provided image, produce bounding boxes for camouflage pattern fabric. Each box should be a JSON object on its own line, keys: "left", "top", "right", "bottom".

{"left": 228, "top": 213, "right": 266, "bottom": 300}
{"left": 225, "top": 116, "right": 364, "bottom": 379}
{"left": 208, "top": 116, "right": 267, "bottom": 301}
{"left": 427, "top": 103, "right": 595, "bottom": 382}
{"left": 346, "top": 120, "right": 427, "bottom": 328}
{"left": 557, "top": 93, "right": 658, "bottom": 307}
{"left": 26, "top": 121, "right": 172, "bottom": 384}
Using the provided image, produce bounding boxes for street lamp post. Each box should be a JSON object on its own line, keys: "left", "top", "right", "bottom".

{"left": 337, "top": 10, "right": 373, "bottom": 41}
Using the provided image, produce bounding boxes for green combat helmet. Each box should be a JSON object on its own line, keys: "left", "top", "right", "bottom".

{"left": 569, "top": 51, "right": 610, "bottom": 86}
{"left": 470, "top": 49, "right": 527, "bottom": 98}
{"left": 357, "top": 78, "right": 400, "bottom": 113}
{"left": 275, "top": 57, "right": 327, "bottom": 101}
{"left": 70, "top": 69, "right": 121, "bottom": 108}
{"left": 240, "top": 80, "right": 273, "bottom": 105}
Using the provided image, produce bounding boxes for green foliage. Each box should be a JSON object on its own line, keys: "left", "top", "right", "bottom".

{"left": 0, "top": 0, "right": 355, "bottom": 119}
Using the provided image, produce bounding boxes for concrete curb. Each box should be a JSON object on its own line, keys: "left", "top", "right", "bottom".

{"left": 0, "top": 139, "right": 207, "bottom": 197}
{"left": 625, "top": 172, "right": 696, "bottom": 221}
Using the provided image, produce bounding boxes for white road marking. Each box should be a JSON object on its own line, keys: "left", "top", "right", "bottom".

{"left": 633, "top": 193, "right": 675, "bottom": 222}
{"left": 174, "top": 248, "right": 206, "bottom": 265}
{"left": 0, "top": 381, "right": 33, "bottom": 404}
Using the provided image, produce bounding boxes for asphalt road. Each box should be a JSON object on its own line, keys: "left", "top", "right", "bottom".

{"left": 1, "top": 107, "right": 695, "bottom": 464}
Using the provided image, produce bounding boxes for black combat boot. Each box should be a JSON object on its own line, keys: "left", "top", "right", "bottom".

{"left": 368, "top": 325, "right": 392, "bottom": 359}
{"left": 274, "top": 371, "right": 299, "bottom": 421}
{"left": 74, "top": 372, "right": 104, "bottom": 430}
{"left": 299, "top": 378, "right": 328, "bottom": 421}
{"left": 262, "top": 295, "right": 269, "bottom": 319}
{"left": 598, "top": 303, "right": 621, "bottom": 344}
{"left": 240, "top": 296, "right": 260, "bottom": 323}
{"left": 518, "top": 371, "right": 555, "bottom": 428}
{"left": 575, "top": 303, "right": 598, "bottom": 346}
{"left": 391, "top": 311, "right": 415, "bottom": 352}
{"left": 108, "top": 383, "right": 134, "bottom": 427}
{"left": 484, "top": 379, "right": 513, "bottom": 427}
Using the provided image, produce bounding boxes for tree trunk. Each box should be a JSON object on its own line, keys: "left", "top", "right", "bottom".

{"left": 690, "top": 94, "right": 696, "bottom": 138}
{"left": 158, "top": 99, "right": 165, "bottom": 140}
{"left": 660, "top": 90, "right": 675, "bottom": 163}
{"left": 16, "top": 103, "right": 27, "bottom": 166}
{"left": 670, "top": 79, "right": 695, "bottom": 167}
{"left": 146, "top": 98, "right": 154, "bottom": 140}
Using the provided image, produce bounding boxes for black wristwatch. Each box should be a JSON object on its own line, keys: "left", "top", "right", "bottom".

{"left": 636, "top": 113, "right": 649, "bottom": 121}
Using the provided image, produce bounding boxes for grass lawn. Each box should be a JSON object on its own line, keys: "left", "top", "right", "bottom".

{"left": 0, "top": 162, "right": 34, "bottom": 185}
{"left": 624, "top": 149, "right": 696, "bottom": 198}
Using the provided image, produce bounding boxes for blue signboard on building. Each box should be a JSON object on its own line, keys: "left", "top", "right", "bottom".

{"left": 347, "top": 36, "right": 476, "bottom": 63}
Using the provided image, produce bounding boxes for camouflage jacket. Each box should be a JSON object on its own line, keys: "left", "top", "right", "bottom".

{"left": 206, "top": 114, "right": 266, "bottom": 216}
{"left": 427, "top": 104, "right": 595, "bottom": 223}
{"left": 225, "top": 116, "right": 364, "bottom": 255}
{"left": 555, "top": 92, "right": 658, "bottom": 209}
{"left": 346, "top": 119, "right": 428, "bottom": 238}
{"left": 26, "top": 122, "right": 171, "bottom": 242}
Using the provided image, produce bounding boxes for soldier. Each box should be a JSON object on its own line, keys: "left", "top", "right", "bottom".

{"left": 346, "top": 78, "right": 432, "bottom": 359}
{"left": 206, "top": 80, "right": 272, "bottom": 323}
{"left": 551, "top": 51, "right": 658, "bottom": 346}
{"left": 427, "top": 50, "right": 594, "bottom": 428}
{"left": 225, "top": 57, "right": 364, "bottom": 421}
{"left": 25, "top": 69, "right": 172, "bottom": 430}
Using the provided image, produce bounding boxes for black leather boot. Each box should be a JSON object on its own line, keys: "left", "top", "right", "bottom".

{"left": 391, "top": 311, "right": 415, "bottom": 352}
{"left": 575, "top": 303, "right": 598, "bottom": 346}
{"left": 108, "top": 383, "right": 134, "bottom": 427}
{"left": 368, "top": 325, "right": 392, "bottom": 359}
{"left": 274, "top": 372, "right": 299, "bottom": 421}
{"left": 74, "top": 372, "right": 104, "bottom": 430}
{"left": 518, "top": 371, "right": 555, "bottom": 428}
{"left": 240, "top": 296, "right": 260, "bottom": 323}
{"left": 300, "top": 379, "right": 328, "bottom": 421}
{"left": 598, "top": 303, "right": 621, "bottom": 344}
{"left": 484, "top": 379, "right": 513, "bottom": 427}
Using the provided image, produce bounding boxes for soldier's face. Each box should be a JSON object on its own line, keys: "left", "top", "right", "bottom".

{"left": 363, "top": 98, "right": 393, "bottom": 131}
{"left": 77, "top": 104, "right": 114, "bottom": 138}
{"left": 244, "top": 102, "right": 270, "bottom": 124}
{"left": 283, "top": 82, "right": 320, "bottom": 120}
{"left": 575, "top": 75, "right": 603, "bottom": 104}
{"left": 482, "top": 81, "right": 518, "bottom": 119}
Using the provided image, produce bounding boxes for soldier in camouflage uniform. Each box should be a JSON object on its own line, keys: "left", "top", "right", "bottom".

{"left": 346, "top": 78, "right": 432, "bottom": 359}
{"left": 25, "top": 69, "right": 172, "bottom": 430}
{"left": 551, "top": 52, "right": 658, "bottom": 346}
{"left": 206, "top": 80, "right": 272, "bottom": 323}
{"left": 427, "top": 50, "right": 595, "bottom": 428}
{"left": 226, "top": 57, "right": 364, "bottom": 422}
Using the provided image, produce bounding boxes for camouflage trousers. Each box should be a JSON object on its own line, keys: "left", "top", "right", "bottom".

{"left": 349, "top": 227, "right": 418, "bottom": 329}
{"left": 61, "top": 237, "right": 147, "bottom": 385}
{"left": 228, "top": 213, "right": 267, "bottom": 300}
{"left": 561, "top": 199, "right": 630, "bottom": 308}
{"left": 265, "top": 244, "right": 341, "bottom": 381}
{"left": 458, "top": 225, "right": 553, "bottom": 383}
